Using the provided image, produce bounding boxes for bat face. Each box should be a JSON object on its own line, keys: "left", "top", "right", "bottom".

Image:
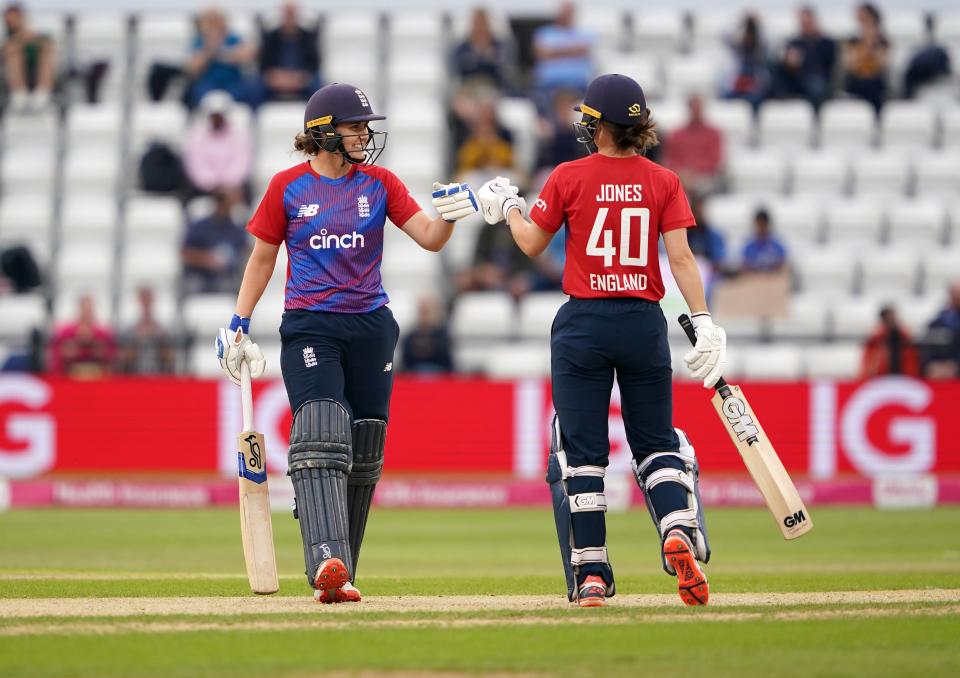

{"left": 238, "top": 428, "right": 279, "bottom": 594}
{"left": 712, "top": 385, "right": 813, "bottom": 540}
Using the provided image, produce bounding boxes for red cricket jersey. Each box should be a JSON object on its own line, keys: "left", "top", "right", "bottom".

{"left": 529, "top": 153, "right": 695, "bottom": 301}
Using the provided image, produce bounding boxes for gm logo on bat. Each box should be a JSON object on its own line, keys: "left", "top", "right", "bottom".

{"left": 721, "top": 396, "right": 760, "bottom": 442}
{"left": 783, "top": 510, "right": 807, "bottom": 528}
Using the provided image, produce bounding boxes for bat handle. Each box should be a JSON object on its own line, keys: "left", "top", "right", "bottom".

{"left": 240, "top": 361, "right": 254, "bottom": 432}
{"left": 677, "top": 313, "right": 728, "bottom": 392}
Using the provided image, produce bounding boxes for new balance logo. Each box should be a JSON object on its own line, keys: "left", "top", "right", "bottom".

{"left": 383, "top": 362, "right": 393, "bottom": 372}
{"left": 303, "top": 346, "right": 317, "bottom": 368}
{"left": 358, "top": 195, "right": 370, "bottom": 218}
{"left": 297, "top": 204, "right": 319, "bottom": 218}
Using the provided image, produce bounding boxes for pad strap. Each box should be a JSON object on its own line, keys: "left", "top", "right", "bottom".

{"left": 571, "top": 546, "right": 608, "bottom": 566}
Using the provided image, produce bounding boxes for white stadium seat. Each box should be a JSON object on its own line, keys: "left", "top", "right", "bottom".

{"left": 913, "top": 153, "right": 960, "bottom": 199}
{"left": 858, "top": 247, "right": 921, "bottom": 296}
{"left": 121, "top": 243, "right": 180, "bottom": 292}
{"left": 758, "top": 100, "right": 815, "bottom": 149}
{"left": 703, "top": 193, "right": 757, "bottom": 242}
{"left": 1, "top": 147, "right": 55, "bottom": 193}
{"left": 518, "top": 292, "right": 567, "bottom": 339}
{"left": 498, "top": 97, "right": 540, "bottom": 176}
{"left": 830, "top": 296, "right": 882, "bottom": 339}
{"left": 727, "top": 151, "right": 787, "bottom": 195}
{"left": 890, "top": 294, "right": 945, "bottom": 337}
{"left": 73, "top": 12, "right": 129, "bottom": 100}
{"left": 130, "top": 102, "right": 189, "bottom": 154}
{"left": 766, "top": 195, "right": 824, "bottom": 248}
{"left": 599, "top": 54, "right": 663, "bottom": 101}
{"left": 450, "top": 292, "right": 515, "bottom": 340}
{"left": 67, "top": 103, "right": 123, "bottom": 149}
{"left": 884, "top": 10, "right": 927, "bottom": 49}
{"left": 64, "top": 151, "right": 120, "bottom": 196}
{"left": 633, "top": 10, "right": 685, "bottom": 53}
{"left": 60, "top": 195, "right": 118, "bottom": 246}
{"left": 56, "top": 243, "right": 115, "bottom": 291}
{"left": 182, "top": 294, "right": 236, "bottom": 337}
{"left": 850, "top": 150, "right": 912, "bottom": 196}
{"left": 887, "top": 199, "right": 948, "bottom": 246}
{"left": 704, "top": 98, "right": 754, "bottom": 149}
{"left": 190, "top": 343, "right": 226, "bottom": 377}
{"left": 791, "top": 152, "right": 849, "bottom": 195}
{"left": 923, "top": 246, "right": 960, "bottom": 293}
{"left": 880, "top": 101, "right": 938, "bottom": 149}
{"left": 117, "top": 289, "right": 177, "bottom": 327}
{"left": 739, "top": 344, "right": 804, "bottom": 380}
{"left": 795, "top": 246, "right": 858, "bottom": 295}
{"left": 0, "top": 110, "right": 58, "bottom": 152}
{"left": 53, "top": 290, "right": 112, "bottom": 325}
{"left": 389, "top": 11, "right": 444, "bottom": 50}
{"left": 768, "top": 294, "right": 830, "bottom": 340}
{"left": 485, "top": 341, "right": 551, "bottom": 379}
{"left": 804, "top": 343, "right": 862, "bottom": 379}
{"left": 663, "top": 53, "right": 723, "bottom": 98}
{"left": 125, "top": 196, "right": 185, "bottom": 244}
{"left": 819, "top": 99, "right": 876, "bottom": 150}
{"left": 0, "top": 294, "right": 48, "bottom": 339}
{"left": 942, "top": 107, "right": 960, "bottom": 149}
{"left": 823, "top": 199, "right": 885, "bottom": 245}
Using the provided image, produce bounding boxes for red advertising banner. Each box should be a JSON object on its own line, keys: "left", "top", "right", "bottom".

{"left": 0, "top": 375, "right": 957, "bottom": 479}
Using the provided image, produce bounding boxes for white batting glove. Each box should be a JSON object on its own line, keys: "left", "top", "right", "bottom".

{"left": 684, "top": 313, "right": 727, "bottom": 389}
{"left": 431, "top": 181, "right": 479, "bottom": 221}
{"left": 477, "top": 176, "right": 527, "bottom": 225}
{"left": 216, "top": 325, "right": 266, "bottom": 386}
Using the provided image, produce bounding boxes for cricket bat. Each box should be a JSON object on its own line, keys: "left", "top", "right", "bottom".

{"left": 678, "top": 314, "right": 813, "bottom": 540}
{"left": 238, "top": 361, "right": 280, "bottom": 593}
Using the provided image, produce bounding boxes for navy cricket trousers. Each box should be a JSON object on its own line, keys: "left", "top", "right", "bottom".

{"left": 551, "top": 297, "right": 681, "bottom": 581}
{"left": 279, "top": 306, "right": 400, "bottom": 421}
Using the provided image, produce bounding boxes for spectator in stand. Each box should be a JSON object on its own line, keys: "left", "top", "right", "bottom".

{"left": 842, "top": 3, "right": 889, "bottom": 113}
{"left": 47, "top": 294, "right": 116, "bottom": 378}
{"left": 535, "top": 88, "right": 585, "bottom": 179}
{"left": 0, "top": 244, "right": 41, "bottom": 293}
{"left": 455, "top": 97, "right": 514, "bottom": 177}
{"left": 451, "top": 8, "right": 512, "bottom": 90}
{"left": 902, "top": 18, "right": 952, "bottom": 99}
{"left": 184, "top": 7, "right": 258, "bottom": 109}
{"left": 259, "top": 2, "right": 321, "bottom": 102}
{"left": 860, "top": 305, "right": 920, "bottom": 378}
{"left": 922, "top": 280, "right": 960, "bottom": 380}
{"left": 455, "top": 222, "right": 535, "bottom": 299}
{"left": 2, "top": 2, "right": 56, "bottom": 112}
{"left": 183, "top": 89, "right": 252, "bottom": 198}
{"left": 531, "top": 2, "right": 593, "bottom": 109}
{"left": 687, "top": 197, "right": 727, "bottom": 275}
{"left": 181, "top": 187, "right": 249, "bottom": 295}
{"left": 401, "top": 292, "right": 454, "bottom": 374}
{"left": 661, "top": 95, "right": 725, "bottom": 195}
{"left": 771, "top": 6, "right": 836, "bottom": 109}
{"left": 740, "top": 208, "right": 787, "bottom": 273}
{"left": 117, "top": 287, "right": 176, "bottom": 374}
{"left": 722, "top": 12, "right": 770, "bottom": 110}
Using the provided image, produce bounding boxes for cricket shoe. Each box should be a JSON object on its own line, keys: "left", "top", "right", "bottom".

{"left": 313, "top": 557, "right": 350, "bottom": 593}
{"left": 314, "top": 581, "right": 362, "bottom": 604}
{"left": 576, "top": 576, "right": 607, "bottom": 608}
{"left": 663, "top": 529, "right": 709, "bottom": 606}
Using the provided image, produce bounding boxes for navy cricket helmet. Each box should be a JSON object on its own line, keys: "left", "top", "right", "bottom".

{"left": 303, "top": 83, "right": 388, "bottom": 165}
{"left": 573, "top": 74, "right": 649, "bottom": 153}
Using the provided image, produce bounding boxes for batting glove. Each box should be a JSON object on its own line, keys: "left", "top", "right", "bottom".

{"left": 431, "top": 181, "right": 479, "bottom": 222}
{"left": 216, "top": 314, "right": 266, "bottom": 385}
{"left": 684, "top": 313, "right": 727, "bottom": 389}
{"left": 477, "top": 176, "right": 526, "bottom": 225}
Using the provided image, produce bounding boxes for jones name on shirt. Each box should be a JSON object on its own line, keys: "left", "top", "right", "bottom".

{"left": 596, "top": 184, "right": 643, "bottom": 202}
{"left": 589, "top": 273, "right": 648, "bottom": 292}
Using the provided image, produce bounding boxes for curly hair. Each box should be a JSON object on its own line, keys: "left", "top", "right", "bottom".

{"left": 293, "top": 131, "right": 322, "bottom": 156}
{"left": 601, "top": 109, "right": 659, "bottom": 154}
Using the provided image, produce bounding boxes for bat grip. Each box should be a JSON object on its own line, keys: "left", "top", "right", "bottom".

{"left": 240, "top": 361, "right": 254, "bottom": 432}
{"left": 677, "top": 313, "right": 728, "bottom": 392}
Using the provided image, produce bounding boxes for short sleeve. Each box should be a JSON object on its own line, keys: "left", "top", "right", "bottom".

{"left": 659, "top": 172, "right": 696, "bottom": 233}
{"left": 528, "top": 168, "right": 566, "bottom": 234}
{"left": 379, "top": 169, "right": 421, "bottom": 227}
{"left": 246, "top": 174, "right": 287, "bottom": 245}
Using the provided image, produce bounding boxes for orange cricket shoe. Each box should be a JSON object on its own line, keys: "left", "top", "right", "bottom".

{"left": 663, "top": 530, "right": 709, "bottom": 606}
{"left": 577, "top": 576, "right": 607, "bottom": 608}
{"left": 314, "top": 581, "right": 362, "bottom": 604}
{"left": 313, "top": 557, "right": 350, "bottom": 593}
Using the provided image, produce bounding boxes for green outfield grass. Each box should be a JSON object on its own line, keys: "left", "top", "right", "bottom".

{"left": 1, "top": 506, "right": 959, "bottom": 677}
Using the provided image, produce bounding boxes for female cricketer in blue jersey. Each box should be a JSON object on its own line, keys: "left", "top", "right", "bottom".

{"left": 478, "top": 74, "right": 727, "bottom": 608}
{"left": 215, "top": 83, "right": 479, "bottom": 603}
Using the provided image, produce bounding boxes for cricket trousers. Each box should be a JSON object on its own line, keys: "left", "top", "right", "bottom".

{"left": 551, "top": 297, "right": 684, "bottom": 583}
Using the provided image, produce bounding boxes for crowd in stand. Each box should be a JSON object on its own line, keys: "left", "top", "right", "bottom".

{"left": 0, "top": 1, "right": 958, "bottom": 379}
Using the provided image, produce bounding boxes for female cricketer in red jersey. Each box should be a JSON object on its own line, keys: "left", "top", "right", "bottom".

{"left": 478, "top": 74, "right": 728, "bottom": 608}
{"left": 215, "top": 83, "right": 479, "bottom": 603}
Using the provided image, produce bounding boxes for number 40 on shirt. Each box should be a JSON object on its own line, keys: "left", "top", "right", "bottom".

{"left": 586, "top": 207, "right": 651, "bottom": 268}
